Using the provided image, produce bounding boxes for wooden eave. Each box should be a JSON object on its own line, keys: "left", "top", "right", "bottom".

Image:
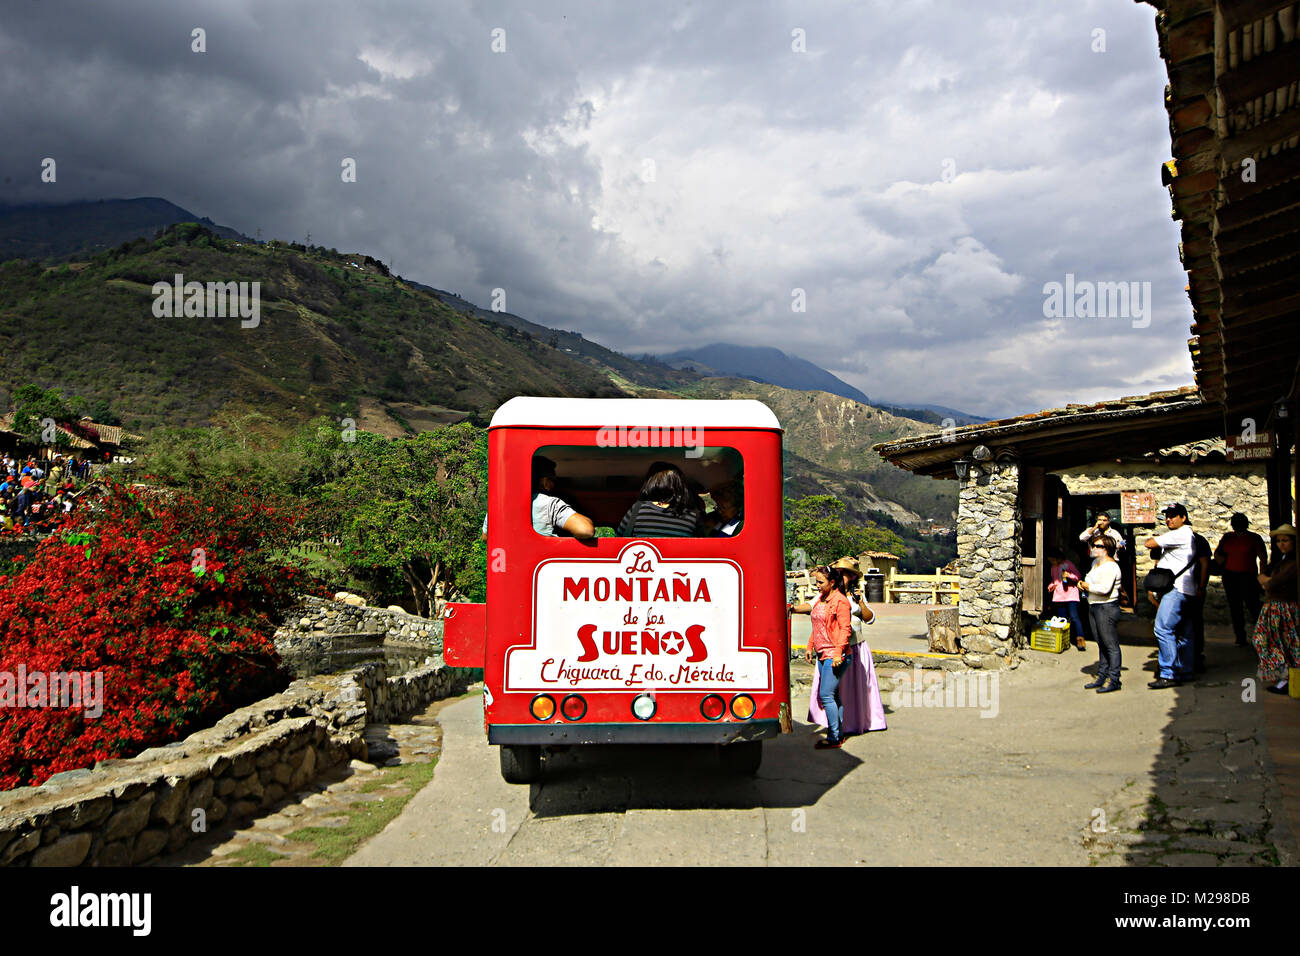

{"left": 1144, "top": 0, "right": 1300, "bottom": 423}
{"left": 873, "top": 392, "right": 1221, "bottom": 478}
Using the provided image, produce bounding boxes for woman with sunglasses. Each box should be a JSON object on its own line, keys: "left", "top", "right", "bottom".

{"left": 1078, "top": 536, "right": 1123, "bottom": 692}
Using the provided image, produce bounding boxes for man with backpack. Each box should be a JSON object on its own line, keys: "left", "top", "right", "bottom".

{"left": 1143, "top": 502, "right": 1203, "bottom": 688}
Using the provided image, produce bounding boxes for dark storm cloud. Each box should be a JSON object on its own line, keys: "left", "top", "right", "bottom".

{"left": 2, "top": 0, "right": 1192, "bottom": 416}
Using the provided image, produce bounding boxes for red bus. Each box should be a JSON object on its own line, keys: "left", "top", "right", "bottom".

{"left": 443, "top": 397, "right": 790, "bottom": 782}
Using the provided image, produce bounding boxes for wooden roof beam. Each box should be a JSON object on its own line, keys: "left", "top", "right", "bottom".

{"left": 1220, "top": 257, "right": 1300, "bottom": 295}
{"left": 1221, "top": 290, "right": 1300, "bottom": 322}
{"left": 1216, "top": 174, "right": 1300, "bottom": 231}
{"left": 1222, "top": 0, "right": 1296, "bottom": 33}
{"left": 1222, "top": 106, "right": 1300, "bottom": 168}
{"left": 1218, "top": 232, "right": 1300, "bottom": 275}
{"left": 1222, "top": 144, "right": 1300, "bottom": 203}
{"left": 1216, "top": 348, "right": 1300, "bottom": 374}
{"left": 1215, "top": 204, "right": 1300, "bottom": 255}
{"left": 1217, "top": 45, "right": 1299, "bottom": 109}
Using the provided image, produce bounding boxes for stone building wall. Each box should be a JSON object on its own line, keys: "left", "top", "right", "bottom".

{"left": 956, "top": 461, "right": 1023, "bottom": 667}
{"left": 1054, "top": 460, "right": 1270, "bottom": 623}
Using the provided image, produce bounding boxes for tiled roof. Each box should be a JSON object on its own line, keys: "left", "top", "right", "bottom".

{"left": 0, "top": 414, "right": 135, "bottom": 447}
{"left": 873, "top": 387, "right": 1221, "bottom": 477}
{"left": 1150, "top": 437, "right": 1228, "bottom": 461}
{"left": 79, "top": 419, "right": 124, "bottom": 445}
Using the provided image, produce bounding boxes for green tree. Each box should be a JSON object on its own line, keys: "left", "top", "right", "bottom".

{"left": 9, "top": 384, "right": 74, "bottom": 446}
{"left": 784, "top": 494, "right": 905, "bottom": 568}
{"left": 321, "top": 423, "right": 486, "bottom": 616}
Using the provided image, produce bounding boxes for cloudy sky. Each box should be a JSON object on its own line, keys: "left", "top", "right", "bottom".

{"left": 2, "top": 0, "right": 1193, "bottom": 417}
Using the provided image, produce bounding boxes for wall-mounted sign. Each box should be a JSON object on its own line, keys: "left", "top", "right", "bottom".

{"left": 1121, "top": 491, "right": 1157, "bottom": 524}
{"left": 1226, "top": 432, "right": 1273, "bottom": 461}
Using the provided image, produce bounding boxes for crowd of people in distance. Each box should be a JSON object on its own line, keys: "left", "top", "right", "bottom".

{"left": 1044, "top": 503, "right": 1297, "bottom": 697}
{"left": 0, "top": 452, "right": 94, "bottom": 533}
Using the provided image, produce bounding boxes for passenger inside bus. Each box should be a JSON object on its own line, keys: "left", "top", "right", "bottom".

{"left": 530, "top": 455, "right": 595, "bottom": 538}
{"left": 530, "top": 447, "right": 743, "bottom": 539}
{"left": 617, "top": 462, "right": 702, "bottom": 537}
{"left": 704, "top": 478, "right": 744, "bottom": 537}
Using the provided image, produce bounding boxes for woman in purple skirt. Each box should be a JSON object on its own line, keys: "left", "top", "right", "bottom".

{"left": 793, "top": 558, "right": 887, "bottom": 737}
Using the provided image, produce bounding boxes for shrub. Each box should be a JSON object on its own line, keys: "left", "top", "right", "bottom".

{"left": 0, "top": 483, "right": 309, "bottom": 789}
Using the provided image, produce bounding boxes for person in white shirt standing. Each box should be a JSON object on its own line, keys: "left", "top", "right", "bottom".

{"left": 1079, "top": 536, "right": 1124, "bottom": 692}
{"left": 1079, "top": 512, "right": 1124, "bottom": 564}
{"left": 1143, "top": 502, "right": 1198, "bottom": 687}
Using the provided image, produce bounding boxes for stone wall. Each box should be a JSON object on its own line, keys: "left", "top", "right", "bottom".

{"left": 956, "top": 460, "right": 1023, "bottom": 667}
{"left": 275, "top": 594, "right": 444, "bottom": 651}
{"left": 0, "top": 659, "right": 477, "bottom": 867}
{"left": 1054, "top": 461, "right": 1270, "bottom": 623}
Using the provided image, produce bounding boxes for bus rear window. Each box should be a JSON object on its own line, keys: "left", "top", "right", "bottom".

{"left": 529, "top": 446, "right": 744, "bottom": 539}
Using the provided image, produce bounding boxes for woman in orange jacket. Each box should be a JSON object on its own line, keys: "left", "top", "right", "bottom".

{"left": 794, "top": 566, "right": 853, "bottom": 748}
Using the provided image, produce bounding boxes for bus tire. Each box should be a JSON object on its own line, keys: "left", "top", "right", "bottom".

{"left": 718, "top": 740, "right": 762, "bottom": 775}
{"left": 499, "top": 744, "right": 543, "bottom": 784}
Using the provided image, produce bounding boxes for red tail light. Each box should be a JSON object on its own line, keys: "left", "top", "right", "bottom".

{"left": 560, "top": 694, "right": 587, "bottom": 721}
{"left": 700, "top": 694, "right": 726, "bottom": 720}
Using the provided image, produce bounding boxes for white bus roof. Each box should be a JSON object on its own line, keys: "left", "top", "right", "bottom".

{"left": 489, "top": 397, "right": 782, "bottom": 431}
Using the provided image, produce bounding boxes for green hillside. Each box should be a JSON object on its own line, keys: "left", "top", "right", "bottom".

{"left": 0, "top": 224, "right": 623, "bottom": 433}
{"left": 0, "top": 220, "right": 956, "bottom": 567}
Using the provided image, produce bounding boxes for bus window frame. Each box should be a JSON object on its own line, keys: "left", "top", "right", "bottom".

{"left": 526, "top": 444, "right": 746, "bottom": 542}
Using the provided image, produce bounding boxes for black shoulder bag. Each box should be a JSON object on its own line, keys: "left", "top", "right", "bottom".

{"left": 1142, "top": 552, "right": 1197, "bottom": 597}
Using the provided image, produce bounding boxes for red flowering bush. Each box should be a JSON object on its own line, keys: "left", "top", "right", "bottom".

{"left": 0, "top": 483, "right": 308, "bottom": 789}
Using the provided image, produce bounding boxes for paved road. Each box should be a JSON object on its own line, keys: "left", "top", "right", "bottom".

{"left": 346, "top": 626, "right": 1291, "bottom": 866}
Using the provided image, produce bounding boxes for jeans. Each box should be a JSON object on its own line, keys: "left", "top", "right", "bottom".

{"left": 817, "top": 653, "right": 850, "bottom": 742}
{"left": 1088, "top": 601, "right": 1122, "bottom": 683}
{"left": 1154, "top": 589, "right": 1194, "bottom": 680}
{"left": 1223, "top": 571, "right": 1263, "bottom": 642}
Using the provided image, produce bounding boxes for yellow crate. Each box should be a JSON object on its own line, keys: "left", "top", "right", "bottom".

{"left": 1029, "top": 624, "right": 1070, "bottom": 654}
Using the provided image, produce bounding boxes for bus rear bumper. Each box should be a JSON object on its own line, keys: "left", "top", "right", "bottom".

{"left": 488, "top": 720, "right": 781, "bottom": 746}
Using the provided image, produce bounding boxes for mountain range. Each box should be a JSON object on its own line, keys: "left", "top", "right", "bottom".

{"left": 656, "top": 344, "right": 872, "bottom": 405}
{"left": 0, "top": 198, "right": 962, "bottom": 557}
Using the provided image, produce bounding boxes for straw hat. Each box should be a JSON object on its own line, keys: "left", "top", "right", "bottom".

{"left": 1269, "top": 524, "right": 1297, "bottom": 539}
{"left": 831, "top": 556, "right": 862, "bottom": 579}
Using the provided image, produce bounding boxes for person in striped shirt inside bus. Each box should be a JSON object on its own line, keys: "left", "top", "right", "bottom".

{"left": 617, "top": 462, "right": 702, "bottom": 537}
